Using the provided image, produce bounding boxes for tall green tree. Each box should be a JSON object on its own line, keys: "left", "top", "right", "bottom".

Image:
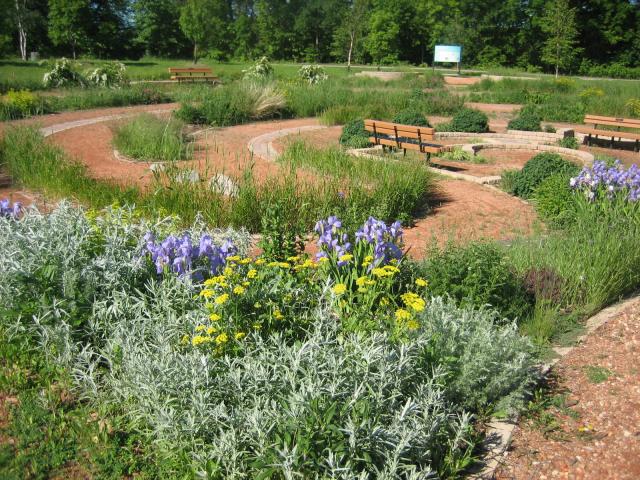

{"left": 134, "top": 0, "right": 189, "bottom": 57}
{"left": 48, "top": 0, "right": 90, "bottom": 59}
{"left": 179, "top": 0, "right": 230, "bottom": 63}
{"left": 331, "top": 0, "right": 369, "bottom": 68}
{"left": 365, "top": 9, "right": 399, "bottom": 69}
{"left": 541, "top": 0, "right": 580, "bottom": 76}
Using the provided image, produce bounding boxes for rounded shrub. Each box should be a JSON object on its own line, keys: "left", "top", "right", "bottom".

{"left": 533, "top": 173, "right": 577, "bottom": 227}
{"left": 447, "top": 108, "right": 489, "bottom": 133}
{"left": 392, "top": 108, "right": 431, "bottom": 127}
{"left": 339, "top": 119, "right": 371, "bottom": 148}
{"left": 175, "top": 103, "right": 207, "bottom": 125}
{"left": 508, "top": 106, "right": 542, "bottom": 131}
{"left": 420, "top": 242, "right": 534, "bottom": 323}
{"left": 512, "top": 152, "right": 580, "bottom": 199}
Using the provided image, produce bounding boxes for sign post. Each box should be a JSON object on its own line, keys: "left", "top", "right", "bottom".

{"left": 433, "top": 45, "right": 462, "bottom": 74}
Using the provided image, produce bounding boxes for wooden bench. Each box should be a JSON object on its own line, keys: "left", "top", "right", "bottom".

{"left": 168, "top": 67, "right": 218, "bottom": 83}
{"left": 574, "top": 114, "right": 640, "bottom": 151}
{"left": 364, "top": 119, "right": 444, "bottom": 159}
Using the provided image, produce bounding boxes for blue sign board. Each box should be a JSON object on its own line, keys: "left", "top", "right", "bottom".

{"left": 434, "top": 45, "right": 462, "bottom": 63}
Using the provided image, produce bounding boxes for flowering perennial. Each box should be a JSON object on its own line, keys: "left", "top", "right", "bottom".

{"left": 315, "top": 215, "right": 404, "bottom": 268}
{"left": 143, "top": 232, "right": 237, "bottom": 278}
{"left": 0, "top": 199, "right": 21, "bottom": 220}
{"left": 570, "top": 160, "right": 640, "bottom": 202}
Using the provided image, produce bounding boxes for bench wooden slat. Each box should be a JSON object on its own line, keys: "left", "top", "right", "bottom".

{"left": 171, "top": 75, "right": 218, "bottom": 80}
{"left": 168, "top": 67, "right": 212, "bottom": 73}
{"left": 584, "top": 115, "right": 640, "bottom": 127}
{"left": 364, "top": 120, "right": 435, "bottom": 135}
{"left": 364, "top": 125, "right": 435, "bottom": 141}
{"left": 575, "top": 126, "right": 640, "bottom": 141}
{"left": 368, "top": 137, "right": 442, "bottom": 154}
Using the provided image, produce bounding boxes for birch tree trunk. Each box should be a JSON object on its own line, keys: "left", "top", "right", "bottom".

{"left": 15, "top": 0, "right": 27, "bottom": 61}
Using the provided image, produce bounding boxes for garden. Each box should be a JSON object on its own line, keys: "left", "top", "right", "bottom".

{"left": 1, "top": 53, "right": 640, "bottom": 478}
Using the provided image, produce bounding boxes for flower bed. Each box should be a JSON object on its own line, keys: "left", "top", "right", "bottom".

{"left": 0, "top": 201, "right": 537, "bottom": 478}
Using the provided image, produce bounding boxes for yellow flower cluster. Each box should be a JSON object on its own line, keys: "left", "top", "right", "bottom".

{"left": 371, "top": 265, "right": 400, "bottom": 278}
{"left": 401, "top": 292, "right": 426, "bottom": 312}
{"left": 332, "top": 283, "right": 347, "bottom": 295}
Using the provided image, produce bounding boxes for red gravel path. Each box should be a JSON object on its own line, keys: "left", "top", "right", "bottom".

{"left": 496, "top": 298, "right": 640, "bottom": 480}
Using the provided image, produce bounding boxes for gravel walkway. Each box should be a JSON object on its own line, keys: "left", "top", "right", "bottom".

{"left": 495, "top": 297, "right": 640, "bottom": 480}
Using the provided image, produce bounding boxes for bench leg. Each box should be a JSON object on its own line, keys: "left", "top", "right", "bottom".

{"left": 426, "top": 152, "right": 431, "bottom": 163}
{"left": 611, "top": 136, "right": 614, "bottom": 148}
{"left": 403, "top": 148, "right": 406, "bottom": 157}
{"left": 587, "top": 134, "right": 591, "bottom": 146}
{"left": 636, "top": 140, "right": 639, "bottom": 153}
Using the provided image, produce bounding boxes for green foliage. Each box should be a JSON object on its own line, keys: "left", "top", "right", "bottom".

{"left": 179, "top": 0, "right": 230, "bottom": 62}
{"left": 298, "top": 65, "right": 328, "bottom": 84}
{"left": 112, "top": 113, "right": 194, "bottom": 162}
{"left": 42, "top": 58, "right": 86, "bottom": 88}
{"left": 446, "top": 108, "right": 489, "bottom": 133}
{"left": 439, "top": 147, "right": 488, "bottom": 164}
{"left": 533, "top": 173, "right": 577, "bottom": 227}
{"left": 0, "top": 205, "right": 538, "bottom": 478}
{"left": 419, "top": 243, "right": 533, "bottom": 323}
{"left": 508, "top": 106, "right": 542, "bottom": 131}
{"left": 242, "top": 56, "right": 274, "bottom": 81}
{"left": 339, "top": 119, "right": 371, "bottom": 148}
{"left": 558, "top": 136, "right": 579, "bottom": 149}
{"left": 540, "top": 0, "right": 581, "bottom": 77}
{"left": 509, "top": 153, "right": 580, "bottom": 199}
{"left": 86, "top": 61, "right": 128, "bottom": 88}
{"left": 258, "top": 187, "right": 307, "bottom": 261}
{"left": 279, "top": 141, "right": 433, "bottom": 228}
{"left": 0, "top": 89, "right": 46, "bottom": 120}
{"left": 392, "top": 108, "right": 430, "bottom": 126}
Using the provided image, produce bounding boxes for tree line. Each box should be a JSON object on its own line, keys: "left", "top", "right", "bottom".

{"left": 1, "top": 0, "right": 639, "bottom": 73}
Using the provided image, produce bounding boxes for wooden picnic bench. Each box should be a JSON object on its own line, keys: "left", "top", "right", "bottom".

{"left": 364, "top": 119, "right": 444, "bottom": 159}
{"left": 168, "top": 67, "right": 219, "bottom": 83}
{"left": 574, "top": 114, "right": 640, "bottom": 151}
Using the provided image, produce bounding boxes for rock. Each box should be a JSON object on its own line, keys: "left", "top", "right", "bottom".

{"left": 209, "top": 174, "right": 239, "bottom": 197}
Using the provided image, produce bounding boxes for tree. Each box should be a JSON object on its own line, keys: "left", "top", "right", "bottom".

{"left": 540, "top": 0, "right": 580, "bottom": 77}
{"left": 48, "top": 0, "right": 90, "bottom": 59}
{"left": 10, "top": 0, "right": 46, "bottom": 60}
{"left": 332, "top": 0, "right": 369, "bottom": 69}
{"left": 179, "top": 0, "right": 230, "bottom": 63}
{"left": 134, "top": 0, "right": 189, "bottom": 57}
{"left": 365, "top": 9, "right": 399, "bottom": 69}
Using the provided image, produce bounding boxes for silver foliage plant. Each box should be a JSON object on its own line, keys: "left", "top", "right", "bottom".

{"left": 0, "top": 203, "right": 537, "bottom": 478}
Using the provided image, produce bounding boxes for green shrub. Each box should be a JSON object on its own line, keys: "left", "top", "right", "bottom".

{"left": 558, "top": 136, "right": 579, "bottom": 149}
{"left": 339, "top": 119, "right": 371, "bottom": 148}
{"left": 0, "top": 89, "right": 48, "bottom": 120}
{"left": 42, "top": 58, "right": 86, "bottom": 88}
{"left": 112, "top": 113, "right": 194, "bottom": 162}
{"left": 544, "top": 124, "right": 556, "bottom": 133}
{"left": 175, "top": 102, "right": 208, "bottom": 124}
{"left": 86, "top": 62, "right": 128, "bottom": 88}
{"left": 447, "top": 108, "right": 489, "bottom": 133}
{"left": 508, "top": 107, "right": 542, "bottom": 131}
{"left": 392, "top": 108, "right": 430, "bottom": 126}
{"left": 500, "top": 170, "right": 519, "bottom": 194}
{"left": 420, "top": 242, "right": 534, "bottom": 323}
{"left": 533, "top": 173, "right": 577, "bottom": 228}
{"left": 511, "top": 153, "right": 580, "bottom": 199}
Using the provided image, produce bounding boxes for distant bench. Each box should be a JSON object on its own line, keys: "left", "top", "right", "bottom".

{"left": 574, "top": 114, "right": 640, "bottom": 151}
{"left": 364, "top": 119, "right": 444, "bottom": 160}
{"left": 168, "top": 67, "right": 219, "bottom": 83}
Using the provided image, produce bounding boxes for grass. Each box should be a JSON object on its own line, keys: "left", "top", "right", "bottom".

{"left": 585, "top": 365, "right": 613, "bottom": 384}
{"left": 1, "top": 126, "right": 433, "bottom": 233}
{"left": 112, "top": 113, "right": 194, "bottom": 161}
{"left": 279, "top": 140, "right": 432, "bottom": 226}
{"left": 0, "top": 331, "right": 172, "bottom": 479}
{"left": 467, "top": 77, "right": 640, "bottom": 122}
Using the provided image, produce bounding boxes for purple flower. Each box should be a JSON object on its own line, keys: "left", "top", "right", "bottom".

{"left": 142, "top": 231, "right": 237, "bottom": 279}
{"left": 0, "top": 199, "right": 22, "bottom": 220}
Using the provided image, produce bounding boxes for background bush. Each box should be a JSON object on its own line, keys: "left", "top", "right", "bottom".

{"left": 419, "top": 242, "right": 533, "bottom": 323}
{"left": 533, "top": 173, "right": 577, "bottom": 227}
{"left": 339, "top": 119, "right": 371, "bottom": 148}
{"left": 445, "top": 108, "right": 489, "bottom": 133}
{"left": 510, "top": 153, "right": 581, "bottom": 199}
{"left": 392, "top": 108, "right": 431, "bottom": 126}
{"left": 508, "top": 106, "right": 542, "bottom": 131}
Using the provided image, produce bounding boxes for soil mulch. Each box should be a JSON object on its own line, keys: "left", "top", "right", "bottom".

{"left": 495, "top": 297, "right": 640, "bottom": 480}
